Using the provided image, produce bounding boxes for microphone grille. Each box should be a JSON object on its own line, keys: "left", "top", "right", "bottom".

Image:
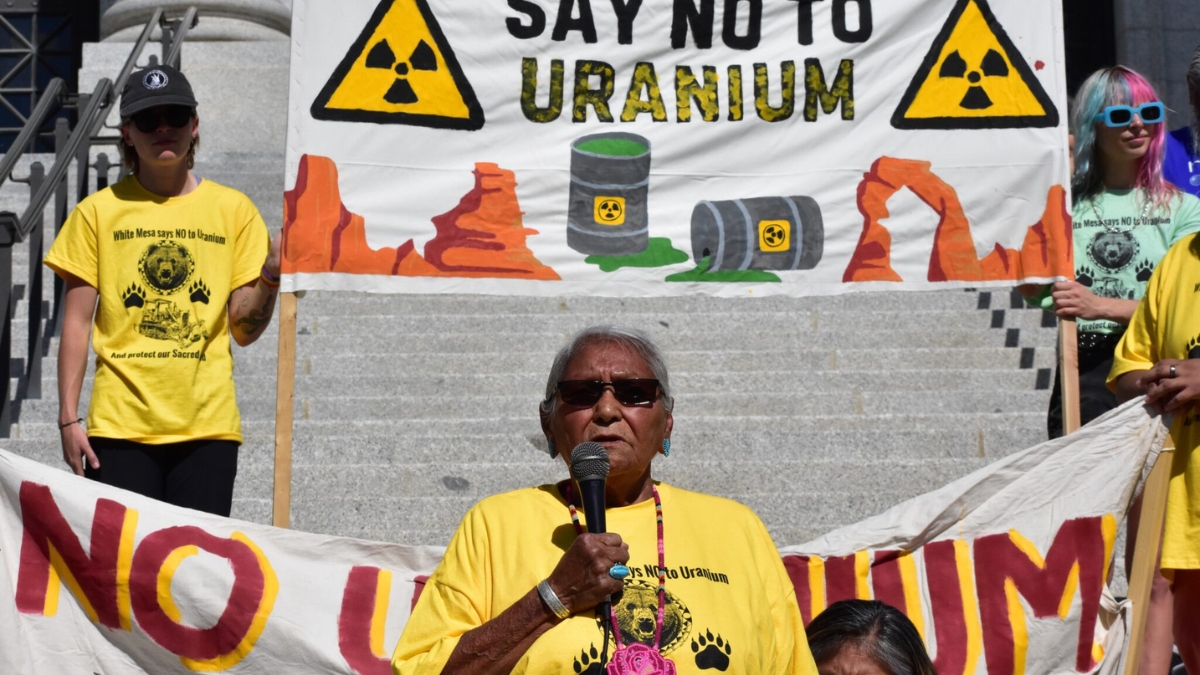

{"left": 570, "top": 442, "right": 610, "bottom": 481}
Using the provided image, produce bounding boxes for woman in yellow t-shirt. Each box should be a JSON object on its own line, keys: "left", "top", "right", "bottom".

{"left": 392, "top": 326, "right": 817, "bottom": 675}
{"left": 1110, "top": 233, "right": 1200, "bottom": 672}
{"left": 44, "top": 65, "right": 280, "bottom": 516}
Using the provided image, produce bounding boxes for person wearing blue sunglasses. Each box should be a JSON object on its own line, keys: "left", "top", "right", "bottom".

{"left": 1037, "top": 67, "right": 1200, "bottom": 441}
{"left": 1025, "top": 65, "right": 1200, "bottom": 675}
{"left": 1164, "top": 46, "right": 1200, "bottom": 197}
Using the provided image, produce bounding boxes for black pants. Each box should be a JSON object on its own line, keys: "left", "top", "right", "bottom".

{"left": 84, "top": 438, "right": 239, "bottom": 517}
{"left": 1047, "top": 332, "right": 1123, "bottom": 439}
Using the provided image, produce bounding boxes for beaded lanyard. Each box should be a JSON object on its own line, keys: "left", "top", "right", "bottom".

{"left": 564, "top": 483, "right": 669, "bottom": 666}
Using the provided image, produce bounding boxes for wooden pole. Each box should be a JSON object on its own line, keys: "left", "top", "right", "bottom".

{"left": 1121, "top": 443, "right": 1175, "bottom": 675}
{"left": 1058, "top": 318, "right": 1082, "bottom": 434}
{"left": 273, "top": 291, "right": 298, "bottom": 528}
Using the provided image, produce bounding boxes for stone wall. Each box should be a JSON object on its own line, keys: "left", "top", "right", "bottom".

{"left": 1116, "top": 0, "right": 1200, "bottom": 128}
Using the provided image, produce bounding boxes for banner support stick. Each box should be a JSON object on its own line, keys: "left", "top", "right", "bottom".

{"left": 273, "top": 291, "right": 298, "bottom": 528}
{"left": 1122, "top": 443, "right": 1174, "bottom": 675}
{"left": 1059, "top": 318, "right": 1081, "bottom": 434}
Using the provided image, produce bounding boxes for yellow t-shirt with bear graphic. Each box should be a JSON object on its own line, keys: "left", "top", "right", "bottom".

{"left": 392, "top": 482, "right": 817, "bottom": 675}
{"left": 45, "top": 176, "right": 267, "bottom": 444}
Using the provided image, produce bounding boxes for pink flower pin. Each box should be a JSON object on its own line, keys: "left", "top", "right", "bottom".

{"left": 606, "top": 643, "right": 676, "bottom": 675}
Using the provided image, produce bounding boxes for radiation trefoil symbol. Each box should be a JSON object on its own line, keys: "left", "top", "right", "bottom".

{"left": 939, "top": 49, "right": 1008, "bottom": 109}
{"left": 595, "top": 197, "right": 626, "bottom": 226}
{"left": 311, "top": 0, "right": 484, "bottom": 130}
{"left": 891, "top": 0, "right": 1058, "bottom": 129}
{"left": 365, "top": 38, "right": 438, "bottom": 105}
{"left": 758, "top": 220, "right": 790, "bottom": 252}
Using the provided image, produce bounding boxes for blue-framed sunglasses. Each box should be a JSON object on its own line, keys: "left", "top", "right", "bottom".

{"left": 1094, "top": 102, "right": 1165, "bottom": 127}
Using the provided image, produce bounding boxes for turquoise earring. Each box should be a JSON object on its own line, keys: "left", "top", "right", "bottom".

{"left": 547, "top": 440, "right": 557, "bottom": 458}
{"left": 662, "top": 439, "right": 671, "bottom": 457}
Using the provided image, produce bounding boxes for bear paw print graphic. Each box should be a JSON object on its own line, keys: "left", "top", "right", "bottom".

{"left": 1075, "top": 266, "right": 1095, "bottom": 287}
{"left": 692, "top": 630, "right": 731, "bottom": 671}
{"left": 189, "top": 280, "right": 210, "bottom": 304}
{"left": 1135, "top": 260, "right": 1155, "bottom": 283}
{"left": 573, "top": 645, "right": 604, "bottom": 675}
{"left": 1188, "top": 333, "right": 1200, "bottom": 360}
{"left": 122, "top": 283, "right": 145, "bottom": 309}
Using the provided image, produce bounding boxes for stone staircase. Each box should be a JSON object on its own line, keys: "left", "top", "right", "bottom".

{"left": 0, "top": 38, "right": 1061, "bottom": 552}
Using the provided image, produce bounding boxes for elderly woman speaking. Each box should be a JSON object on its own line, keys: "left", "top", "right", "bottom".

{"left": 392, "top": 326, "right": 817, "bottom": 675}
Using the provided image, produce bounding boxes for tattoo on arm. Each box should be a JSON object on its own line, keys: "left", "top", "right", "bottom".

{"left": 234, "top": 291, "right": 276, "bottom": 336}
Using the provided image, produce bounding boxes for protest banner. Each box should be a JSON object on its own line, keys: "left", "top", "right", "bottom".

{"left": 281, "top": 0, "right": 1072, "bottom": 297}
{"left": 0, "top": 401, "right": 1166, "bottom": 674}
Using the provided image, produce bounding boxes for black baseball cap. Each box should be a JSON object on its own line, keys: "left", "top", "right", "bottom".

{"left": 120, "top": 65, "right": 198, "bottom": 117}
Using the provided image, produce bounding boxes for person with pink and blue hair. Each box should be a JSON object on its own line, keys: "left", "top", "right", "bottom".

{"left": 1042, "top": 66, "right": 1200, "bottom": 441}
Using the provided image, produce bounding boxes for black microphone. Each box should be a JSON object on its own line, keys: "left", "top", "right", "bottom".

{"left": 570, "top": 441, "right": 609, "bottom": 534}
{"left": 570, "top": 441, "right": 612, "bottom": 623}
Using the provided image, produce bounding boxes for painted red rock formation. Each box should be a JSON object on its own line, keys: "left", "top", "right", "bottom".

{"left": 283, "top": 155, "right": 559, "bottom": 280}
{"left": 843, "top": 157, "right": 1072, "bottom": 283}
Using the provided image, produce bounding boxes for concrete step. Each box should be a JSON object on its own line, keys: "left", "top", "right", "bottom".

{"left": 290, "top": 289, "right": 1013, "bottom": 314}
{"left": 0, "top": 421, "right": 1043, "bottom": 479}
{"left": 15, "top": 388, "right": 1050, "bottom": 421}
{"left": 29, "top": 344, "right": 1059, "bottom": 380}
{"left": 289, "top": 309, "right": 1006, "bottom": 335}
{"left": 9, "top": 411, "right": 1050, "bottom": 447}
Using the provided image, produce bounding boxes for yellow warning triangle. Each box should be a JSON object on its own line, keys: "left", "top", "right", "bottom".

{"left": 892, "top": 0, "right": 1058, "bottom": 129}
{"left": 311, "top": 0, "right": 484, "bottom": 130}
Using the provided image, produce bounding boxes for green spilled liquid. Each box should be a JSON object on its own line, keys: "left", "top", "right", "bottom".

{"left": 666, "top": 256, "right": 781, "bottom": 283}
{"left": 586, "top": 237, "right": 689, "bottom": 271}
{"left": 576, "top": 138, "right": 648, "bottom": 157}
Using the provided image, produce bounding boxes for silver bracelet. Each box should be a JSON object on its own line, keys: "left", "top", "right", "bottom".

{"left": 536, "top": 579, "right": 570, "bottom": 619}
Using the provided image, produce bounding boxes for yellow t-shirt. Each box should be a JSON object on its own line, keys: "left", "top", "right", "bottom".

{"left": 392, "top": 482, "right": 817, "bottom": 675}
{"left": 44, "top": 176, "right": 268, "bottom": 444}
{"left": 1109, "top": 233, "right": 1200, "bottom": 569}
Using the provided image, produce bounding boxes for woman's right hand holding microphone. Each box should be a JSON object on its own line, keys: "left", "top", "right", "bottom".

{"left": 543, "top": 533, "right": 629, "bottom": 616}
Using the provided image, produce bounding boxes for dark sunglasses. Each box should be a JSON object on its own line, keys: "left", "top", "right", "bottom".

{"left": 129, "top": 106, "right": 194, "bottom": 133}
{"left": 556, "top": 379, "right": 662, "bottom": 407}
{"left": 1094, "top": 102, "right": 1165, "bottom": 127}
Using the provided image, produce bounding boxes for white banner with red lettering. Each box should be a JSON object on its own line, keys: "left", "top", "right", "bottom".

{"left": 0, "top": 400, "right": 1166, "bottom": 674}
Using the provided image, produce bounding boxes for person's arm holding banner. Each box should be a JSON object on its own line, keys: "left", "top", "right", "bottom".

{"left": 1140, "top": 359, "right": 1200, "bottom": 414}
{"left": 1049, "top": 284, "right": 1139, "bottom": 323}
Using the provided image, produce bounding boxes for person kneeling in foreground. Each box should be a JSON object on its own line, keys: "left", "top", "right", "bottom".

{"left": 392, "top": 325, "right": 817, "bottom": 674}
{"left": 807, "top": 600, "right": 935, "bottom": 675}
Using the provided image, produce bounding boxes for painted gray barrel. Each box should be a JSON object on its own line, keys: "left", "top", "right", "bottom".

{"left": 690, "top": 196, "right": 823, "bottom": 272}
{"left": 567, "top": 132, "right": 651, "bottom": 256}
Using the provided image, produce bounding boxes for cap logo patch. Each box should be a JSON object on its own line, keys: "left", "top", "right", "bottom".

{"left": 143, "top": 70, "right": 169, "bottom": 90}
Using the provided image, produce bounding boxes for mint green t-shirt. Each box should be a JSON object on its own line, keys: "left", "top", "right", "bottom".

{"left": 1070, "top": 189, "right": 1200, "bottom": 334}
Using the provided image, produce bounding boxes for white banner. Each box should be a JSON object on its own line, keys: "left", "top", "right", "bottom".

{"left": 0, "top": 401, "right": 1164, "bottom": 674}
{"left": 282, "top": 0, "right": 1073, "bottom": 297}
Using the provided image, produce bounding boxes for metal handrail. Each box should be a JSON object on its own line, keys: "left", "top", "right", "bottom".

{"left": 0, "top": 78, "right": 65, "bottom": 190}
{"left": 15, "top": 79, "right": 114, "bottom": 243}
{"left": 163, "top": 7, "right": 199, "bottom": 69}
{"left": 114, "top": 8, "right": 164, "bottom": 100}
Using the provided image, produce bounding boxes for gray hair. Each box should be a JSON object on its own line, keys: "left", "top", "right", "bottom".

{"left": 540, "top": 325, "right": 673, "bottom": 412}
{"left": 807, "top": 600, "right": 936, "bottom": 675}
{"left": 1189, "top": 45, "right": 1200, "bottom": 155}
